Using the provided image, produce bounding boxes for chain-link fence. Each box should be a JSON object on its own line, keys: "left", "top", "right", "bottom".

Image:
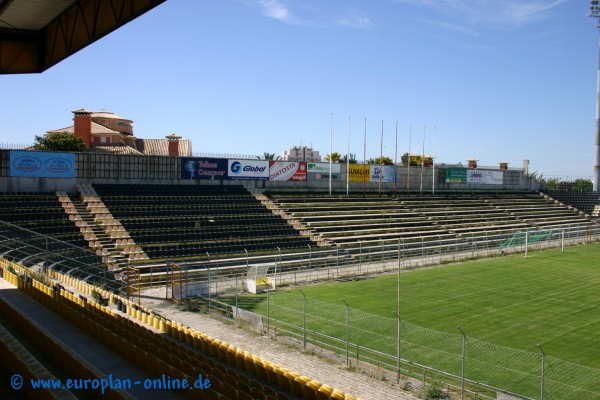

{"left": 4, "top": 216, "right": 600, "bottom": 399}
{"left": 192, "top": 287, "right": 600, "bottom": 400}
{"left": 179, "top": 224, "right": 600, "bottom": 400}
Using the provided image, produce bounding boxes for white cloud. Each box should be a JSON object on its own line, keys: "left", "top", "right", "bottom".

{"left": 419, "top": 18, "right": 479, "bottom": 36}
{"left": 337, "top": 11, "right": 375, "bottom": 29}
{"left": 251, "top": 1, "right": 374, "bottom": 29}
{"left": 256, "top": 0, "right": 293, "bottom": 22}
{"left": 394, "top": 0, "right": 567, "bottom": 28}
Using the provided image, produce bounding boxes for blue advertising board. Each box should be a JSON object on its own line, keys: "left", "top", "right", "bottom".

{"left": 227, "top": 159, "right": 269, "bottom": 180}
{"left": 10, "top": 151, "right": 75, "bottom": 178}
{"left": 181, "top": 157, "right": 228, "bottom": 180}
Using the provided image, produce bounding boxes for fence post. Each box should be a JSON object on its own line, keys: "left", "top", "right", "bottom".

{"left": 308, "top": 244, "right": 312, "bottom": 281}
{"left": 299, "top": 289, "right": 307, "bottom": 349}
{"left": 205, "top": 265, "right": 211, "bottom": 314}
{"left": 343, "top": 299, "right": 350, "bottom": 367}
{"left": 421, "top": 236, "right": 424, "bottom": 265}
{"left": 397, "top": 238, "right": 402, "bottom": 382}
{"left": 454, "top": 235, "right": 458, "bottom": 262}
{"left": 165, "top": 259, "right": 170, "bottom": 300}
{"left": 359, "top": 241, "right": 362, "bottom": 276}
{"left": 44, "top": 237, "right": 49, "bottom": 275}
{"left": 235, "top": 274, "right": 238, "bottom": 325}
{"left": 438, "top": 234, "right": 442, "bottom": 263}
{"left": 395, "top": 312, "right": 401, "bottom": 383}
{"left": 458, "top": 326, "right": 467, "bottom": 400}
{"left": 185, "top": 265, "right": 189, "bottom": 300}
{"left": 484, "top": 231, "right": 488, "bottom": 255}
{"left": 335, "top": 243, "right": 339, "bottom": 278}
{"left": 266, "top": 283, "right": 270, "bottom": 336}
{"left": 538, "top": 343, "right": 546, "bottom": 400}
{"left": 276, "top": 246, "right": 281, "bottom": 285}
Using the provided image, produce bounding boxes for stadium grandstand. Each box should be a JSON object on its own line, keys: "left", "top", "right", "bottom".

{"left": 2, "top": 146, "right": 599, "bottom": 398}
{"left": 3, "top": 1, "right": 600, "bottom": 399}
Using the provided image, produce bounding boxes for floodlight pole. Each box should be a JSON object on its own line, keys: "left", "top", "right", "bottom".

{"left": 590, "top": 1, "right": 600, "bottom": 192}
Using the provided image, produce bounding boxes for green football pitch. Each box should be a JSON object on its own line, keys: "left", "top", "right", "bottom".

{"left": 235, "top": 243, "right": 600, "bottom": 369}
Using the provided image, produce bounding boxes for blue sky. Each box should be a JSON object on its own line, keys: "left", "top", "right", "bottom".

{"left": 1, "top": 0, "right": 597, "bottom": 179}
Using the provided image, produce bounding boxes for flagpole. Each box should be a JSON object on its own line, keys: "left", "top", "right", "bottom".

{"left": 420, "top": 126, "right": 425, "bottom": 195}
{"left": 432, "top": 126, "right": 437, "bottom": 195}
{"left": 379, "top": 120, "right": 383, "bottom": 196}
{"left": 407, "top": 125, "right": 412, "bottom": 195}
{"left": 347, "top": 116, "right": 350, "bottom": 197}
{"left": 394, "top": 121, "right": 398, "bottom": 196}
{"left": 363, "top": 117, "right": 367, "bottom": 196}
{"left": 329, "top": 113, "right": 333, "bottom": 196}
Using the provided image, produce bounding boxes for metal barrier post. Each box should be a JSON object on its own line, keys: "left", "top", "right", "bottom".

{"left": 266, "top": 283, "right": 270, "bottom": 336}
{"left": 458, "top": 326, "right": 467, "bottom": 400}
{"left": 538, "top": 343, "right": 546, "bottom": 400}
{"left": 299, "top": 289, "right": 307, "bottom": 349}
{"left": 343, "top": 299, "right": 350, "bottom": 366}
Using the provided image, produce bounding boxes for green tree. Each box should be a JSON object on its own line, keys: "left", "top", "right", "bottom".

{"left": 258, "top": 152, "right": 281, "bottom": 161}
{"left": 401, "top": 153, "right": 432, "bottom": 167}
{"left": 324, "top": 152, "right": 342, "bottom": 163}
{"left": 339, "top": 153, "right": 357, "bottom": 164}
{"left": 32, "top": 132, "right": 86, "bottom": 152}
{"left": 570, "top": 179, "right": 593, "bottom": 192}
{"left": 367, "top": 156, "right": 394, "bottom": 165}
{"left": 544, "top": 177, "right": 559, "bottom": 191}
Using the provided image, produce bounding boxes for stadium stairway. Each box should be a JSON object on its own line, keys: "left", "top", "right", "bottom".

{"left": 255, "top": 194, "right": 329, "bottom": 246}
{"left": 75, "top": 184, "right": 149, "bottom": 264}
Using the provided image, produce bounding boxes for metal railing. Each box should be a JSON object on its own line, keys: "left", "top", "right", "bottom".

{"left": 179, "top": 224, "right": 600, "bottom": 400}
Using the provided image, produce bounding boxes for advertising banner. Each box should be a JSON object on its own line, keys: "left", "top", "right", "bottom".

{"left": 10, "top": 151, "right": 75, "bottom": 178}
{"left": 181, "top": 157, "right": 228, "bottom": 180}
{"left": 307, "top": 162, "right": 341, "bottom": 174}
{"left": 348, "top": 164, "right": 370, "bottom": 182}
{"left": 467, "top": 170, "right": 503, "bottom": 185}
{"left": 307, "top": 162, "right": 341, "bottom": 181}
{"left": 370, "top": 165, "right": 396, "bottom": 183}
{"left": 227, "top": 159, "right": 269, "bottom": 180}
{"left": 445, "top": 168, "right": 467, "bottom": 183}
{"left": 269, "top": 161, "right": 307, "bottom": 181}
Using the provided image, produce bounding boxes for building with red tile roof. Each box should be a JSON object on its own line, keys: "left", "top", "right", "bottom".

{"left": 46, "top": 109, "right": 191, "bottom": 156}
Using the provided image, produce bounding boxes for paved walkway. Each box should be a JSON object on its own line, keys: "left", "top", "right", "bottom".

{"left": 142, "top": 294, "right": 419, "bottom": 400}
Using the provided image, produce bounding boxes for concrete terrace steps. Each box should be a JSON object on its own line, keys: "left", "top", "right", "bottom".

{"left": 309, "top": 219, "right": 435, "bottom": 232}
{"left": 328, "top": 230, "right": 456, "bottom": 245}
{"left": 268, "top": 192, "right": 596, "bottom": 247}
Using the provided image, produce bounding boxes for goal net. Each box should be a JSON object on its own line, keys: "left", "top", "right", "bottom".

{"left": 499, "top": 229, "right": 562, "bottom": 256}
{"left": 246, "top": 264, "right": 275, "bottom": 294}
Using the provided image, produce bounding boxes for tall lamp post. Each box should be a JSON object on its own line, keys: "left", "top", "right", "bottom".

{"left": 590, "top": 1, "right": 600, "bottom": 192}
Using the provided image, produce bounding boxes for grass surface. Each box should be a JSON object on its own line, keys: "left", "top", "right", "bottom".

{"left": 233, "top": 243, "right": 600, "bottom": 369}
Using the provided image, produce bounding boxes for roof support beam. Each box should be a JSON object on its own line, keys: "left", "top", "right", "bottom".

{"left": 0, "top": 0, "right": 165, "bottom": 74}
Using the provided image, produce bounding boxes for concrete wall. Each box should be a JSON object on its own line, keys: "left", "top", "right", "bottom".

{"left": 0, "top": 150, "right": 540, "bottom": 193}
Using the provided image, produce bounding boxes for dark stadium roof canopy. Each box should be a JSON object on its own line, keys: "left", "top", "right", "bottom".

{"left": 0, "top": 0, "right": 165, "bottom": 74}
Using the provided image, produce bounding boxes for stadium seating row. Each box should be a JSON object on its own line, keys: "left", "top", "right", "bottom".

{"left": 90, "top": 184, "right": 316, "bottom": 261}
{"left": 269, "top": 192, "right": 595, "bottom": 247}
{"left": 2, "top": 257, "right": 358, "bottom": 400}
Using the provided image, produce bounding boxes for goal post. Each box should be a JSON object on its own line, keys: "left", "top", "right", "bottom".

{"left": 246, "top": 264, "right": 275, "bottom": 294}
{"left": 499, "top": 229, "right": 563, "bottom": 256}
